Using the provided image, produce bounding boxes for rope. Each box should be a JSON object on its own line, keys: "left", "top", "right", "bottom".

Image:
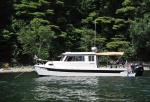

{"left": 14, "top": 72, "right": 26, "bottom": 78}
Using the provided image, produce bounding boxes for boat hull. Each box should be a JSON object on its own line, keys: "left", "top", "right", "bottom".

{"left": 34, "top": 66, "right": 136, "bottom": 77}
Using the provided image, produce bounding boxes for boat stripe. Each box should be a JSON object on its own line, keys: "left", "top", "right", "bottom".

{"left": 39, "top": 67, "right": 123, "bottom": 73}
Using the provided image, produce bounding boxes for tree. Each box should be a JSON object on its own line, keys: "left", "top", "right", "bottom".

{"left": 106, "top": 38, "right": 130, "bottom": 51}
{"left": 0, "top": 0, "right": 17, "bottom": 63}
{"left": 129, "top": 14, "right": 150, "bottom": 61}
{"left": 2, "top": 0, "right": 150, "bottom": 64}
{"left": 76, "top": 27, "right": 95, "bottom": 51}
{"left": 113, "top": 0, "right": 136, "bottom": 40}
{"left": 18, "top": 18, "right": 55, "bottom": 59}
{"left": 12, "top": 0, "right": 59, "bottom": 61}
{"left": 113, "top": 0, "right": 150, "bottom": 38}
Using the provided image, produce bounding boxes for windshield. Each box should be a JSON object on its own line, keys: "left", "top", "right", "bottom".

{"left": 60, "top": 55, "right": 65, "bottom": 61}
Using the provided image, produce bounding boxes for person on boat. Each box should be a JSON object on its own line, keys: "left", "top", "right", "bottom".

{"left": 116, "top": 59, "right": 119, "bottom": 64}
{"left": 34, "top": 54, "right": 38, "bottom": 64}
{"left": 127, "top": 62, "right": 132, "bottom": 73}
{"left": 115, "top": 59, "right": 119, "bottom": 68}
{"left": 110, "top": 60, "right": 117, "bottom": 68}
{"left": 125, "top": 60, "right": 128, "bottom": 68}
{"left": 121, "top": 60, "right": 127, "bottom": 68}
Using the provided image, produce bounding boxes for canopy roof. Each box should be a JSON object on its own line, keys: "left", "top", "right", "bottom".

{"left": 96, "top": 52, "right": 124, "bottom": 56}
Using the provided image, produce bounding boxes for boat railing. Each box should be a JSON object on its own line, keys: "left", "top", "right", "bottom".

{"left": 106, "top": 64, "right": 123, "bottom": 68}
{"left": 36, "top": 59, "right": 49, "bottom": 65}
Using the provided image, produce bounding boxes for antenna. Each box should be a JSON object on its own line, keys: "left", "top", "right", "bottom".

{"left": 94, "top": 19, "right": 97, "bottom": 47}
{"left": 92, "top": 19, "right": 98, "bottom": 52}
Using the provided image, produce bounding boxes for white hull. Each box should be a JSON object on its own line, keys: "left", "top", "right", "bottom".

{"left": 34, "top": 66, "right": 135, "bottom": 77}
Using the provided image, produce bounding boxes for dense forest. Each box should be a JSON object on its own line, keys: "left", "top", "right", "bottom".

{"left": 0, "top": 0, "right": 150, "bottom": 66}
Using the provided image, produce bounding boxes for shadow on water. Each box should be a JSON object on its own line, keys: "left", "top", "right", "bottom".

{"left": 0, "top": 71, "right": 150, "bottom": 102}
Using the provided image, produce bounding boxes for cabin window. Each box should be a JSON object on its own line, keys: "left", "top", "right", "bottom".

{"left": 76, "top": 56, "right": 84, "bottom": 61}
{"left": 65, "top": 56, "right": 84, "bottom": 61}
{"left": 65, "top": 56, "right": 73, "bottom": 61}
{"left": 89, "top": 56, "right": 94, "bottom": 61}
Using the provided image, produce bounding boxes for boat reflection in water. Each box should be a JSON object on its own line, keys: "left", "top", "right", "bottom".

{"left": 33, "top": 76, "right": 99, "bottom": 101}
{"left": 33, "top": 75, "right": 149, "bottom": 102}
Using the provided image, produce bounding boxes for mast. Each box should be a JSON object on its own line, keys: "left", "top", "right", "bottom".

{"left": 94, "top": 19, "right": 97, "bottom": 47}
{"left": 91, "top": 19, "right": 98, "bottom": 52}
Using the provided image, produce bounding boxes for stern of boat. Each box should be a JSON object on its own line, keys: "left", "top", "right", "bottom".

{"left": 131, "top": 62, "right": 144, "bottom": 76}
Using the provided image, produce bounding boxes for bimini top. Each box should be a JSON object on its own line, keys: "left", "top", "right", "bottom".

{"left": 63, "top": 52, "right": 96, "bottom": 55}
{"left": 96, "top": 52, "right": 124, "bottom": 56}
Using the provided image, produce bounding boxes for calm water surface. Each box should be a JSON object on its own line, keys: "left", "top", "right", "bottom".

{"left": 0, "top": 71, "right": 150, "bottom": 102}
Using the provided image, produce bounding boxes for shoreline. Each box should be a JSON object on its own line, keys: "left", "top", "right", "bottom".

{"left": 0, "top": 67, "right": 35, "bottom": 73}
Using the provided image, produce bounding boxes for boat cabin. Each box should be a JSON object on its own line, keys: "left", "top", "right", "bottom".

{"left": 38, "top": 51, "right": 124, "bottom": 69}
{"left": 61, "top": 52, "right": 96, "bottom": 62}
{"left": 49, "top": 51, "right": 124, "bottom": 69}
{"left": 51, "top": 52, "right": 98, "bottom": 69}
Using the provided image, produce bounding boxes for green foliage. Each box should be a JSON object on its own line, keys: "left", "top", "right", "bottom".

{"left": 113, "top": 19, "right": 127, "bottom": 30}
{"left": 14, "top": 1, "right": 39, "bottom": 16}
{"left": 114, "top": 0, "right": 135, "bottom": 33}
{"left": 116, "top": 0, "right": 135, "bottom": 16}
{"left": 2, "top": 30, "right": 11, "bottom": 40}
{"left": 3, "top": 63, "right": 9, "bottom": 69}
{"left": 106, "top": 38, "right": 130, "bottom": 51}
{"left": 123, "top": 47, "right": 135, "bottom": 60}
{"left": 129, "top": 14, "right": 150, "bottom": 60}
{"left": 39, "top": 0, "right": 50, "bottom": 4}
{"left": 122, "top": 0, "right": 132, "bottom": 6}
{"left": 98, "top": 56, "right": 108, "bottom": 66}
{"left": 18, "top": 18, "right": 55, "bottom": 59}
{"left": 80, "top": 0, "right": 94, "bottom": 12}
{"left": 1, "top": 0, "right": 150, "bottom": 64}
{"left": 79, "top": 28, "right": 95, "bottom": 51}
{"left": 97, "top": 16, "right": 115, "bottom": 24}
{"left": 116, "top": 6, "right": 135, "bottom": 15}
{"left": 30, "top": 18, "right": 49, "bottom": 25}
{"left": 81, "top": 12, "right": 96, "bottom": 24}
{"left": 96, "top": 37, "right": 107, "bottom": 51}
{"left": 130, "top": 14, "right": 150, "bottom": 50}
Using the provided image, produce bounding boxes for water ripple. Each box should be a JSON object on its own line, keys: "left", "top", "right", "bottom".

{"left": 1, "top": 72, "right": 150, "bottom": 102}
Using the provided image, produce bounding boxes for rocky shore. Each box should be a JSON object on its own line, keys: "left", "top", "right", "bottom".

{"left": 0, "top": 67, "right": 35, "bottom": 73}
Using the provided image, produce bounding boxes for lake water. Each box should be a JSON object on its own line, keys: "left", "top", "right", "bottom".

{"left": 0, "top": 71, "right": 150, "bottom": 102}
